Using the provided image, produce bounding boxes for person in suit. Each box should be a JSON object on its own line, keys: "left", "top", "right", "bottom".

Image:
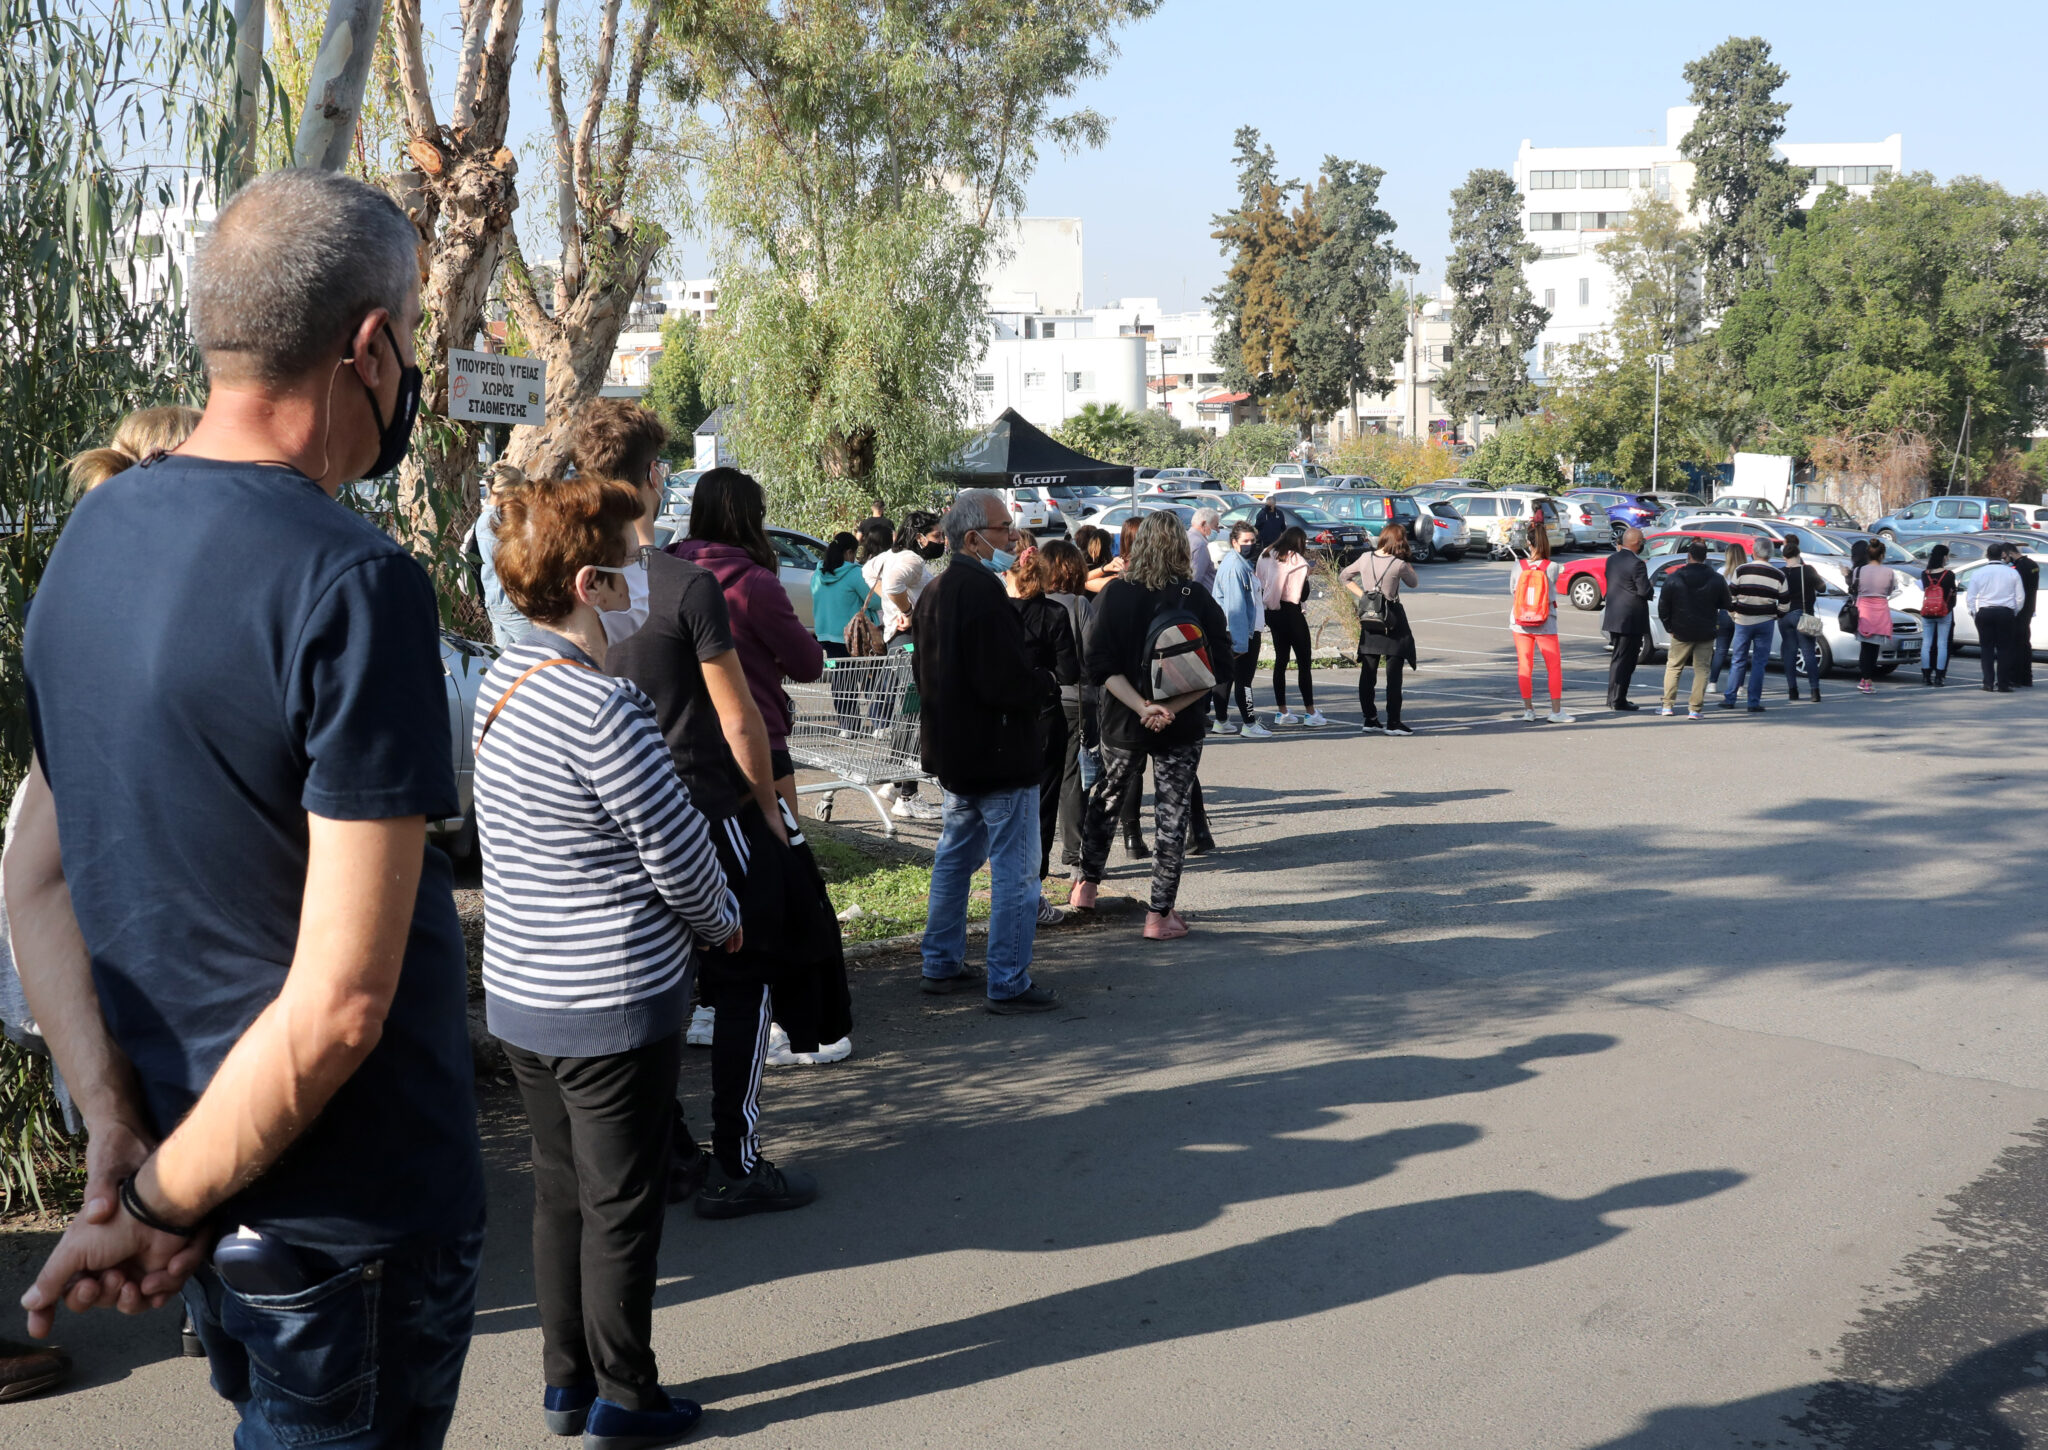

{"left": 1601, "top": 528, "right": 1652, "bottom": 711}
{"left": 2011, "top": 546, "right": 2038, "bottom": 686}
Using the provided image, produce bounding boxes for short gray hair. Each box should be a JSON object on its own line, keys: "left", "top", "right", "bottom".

{"left": 943, "top": 489, "right": 1006, "bottom": 550}
{"left": 1193, "top": 507, "right": 1220, "bottom": 531}
{"left": 193, "top": 169, "right": 419, "bottom": 383}
{"left": 1751, "top": 536, "right": 1775, "bottom": 560}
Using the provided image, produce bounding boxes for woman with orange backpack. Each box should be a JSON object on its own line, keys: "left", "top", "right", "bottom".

{"left": 1918, "top": 542, "right": 1958, "bottom": 687}
{"left": 1509, "top": 518, "right": 1572, "bottom": 723}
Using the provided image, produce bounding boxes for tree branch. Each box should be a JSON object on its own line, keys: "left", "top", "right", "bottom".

{"left": 540, "top": 0, "right": 580, "bottom": 303}
{"left": 573, "top": 0, "right": 625, "bottom": 215}
{"left": 501, "top": 218, "right": 564, "bottom": 356}
{"left": 228, "top": 0, "right": 266, "bottom": 190}
{"left": 448, "top": 0, "right": 492, "bottom": 132}
{"left": 389, "top": 0, "right": 438, "bottom": 137}
{"left": 295, "top": 0, "right": 386, "bottom": 170}
{"left": 602, "top": 0, "right": 662, "bottom": 208}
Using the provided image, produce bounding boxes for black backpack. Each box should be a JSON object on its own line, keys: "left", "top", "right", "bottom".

{"left": 1353, "top": 555, "right": 1392, "bottom": 631}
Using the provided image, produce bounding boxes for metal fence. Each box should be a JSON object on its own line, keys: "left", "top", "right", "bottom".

{"left": 786, "top": 651, "right": 933, "bottom": 836}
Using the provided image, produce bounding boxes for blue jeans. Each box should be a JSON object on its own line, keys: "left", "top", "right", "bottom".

{"left": 922, "top": 785, "right": 1039, "bottom": 1000}
{"left": 1778, "top": 612, "right": 1820, "bottom": 688}
{"left": 183, "top": 1221, "right": 484, "bottom": 1449}
{"left": 1723, "top": 620, "right": 1776, "bottom": 706}
{"left": 1923, "top": 612, "right": 1954, "bottom": 673}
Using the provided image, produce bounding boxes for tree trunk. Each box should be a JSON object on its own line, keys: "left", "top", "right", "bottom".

{"left": 227, "top": 0, "right": 265, "bottom": 190}
{"left": 294, "top": 0, "right": 385, "bottom": 171}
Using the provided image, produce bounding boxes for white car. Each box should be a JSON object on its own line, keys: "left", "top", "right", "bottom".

{"left": 431, "top": 630, "right": 497, "bottom": 858}
{"left": 1949, "top": 559, "right": 2048, "bottom": 657}
{"left": 997, "top": 486, "right": 1069, "bottom": 540}
{"left": 1552, "top": 495, "right": 1609, "bottom": 550}
{"left": 1441, "top": 491, "right": 1568, "bottom": 558}
{"left": 1641, "top": 556, "right": 1920, "bottom": 678}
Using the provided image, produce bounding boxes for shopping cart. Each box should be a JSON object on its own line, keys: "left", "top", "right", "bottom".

{"left": 786, "top": 650, "right": 933, "bottom": 837}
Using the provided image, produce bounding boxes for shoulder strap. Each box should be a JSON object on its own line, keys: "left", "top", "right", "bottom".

{"left": 479, "top": 657, "right": 599, "bottom": 748}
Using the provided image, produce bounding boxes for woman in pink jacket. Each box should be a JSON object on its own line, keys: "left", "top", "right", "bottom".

{"left": 670, "top": 469, "right": 826, "bottom": 821}
{"left": 1255, "top": 527, "right": 1325, "bottom": 727}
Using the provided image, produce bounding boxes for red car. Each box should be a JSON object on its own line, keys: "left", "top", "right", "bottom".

{"left": 1557, "top": 528, "right": 1761, "bottom": 611}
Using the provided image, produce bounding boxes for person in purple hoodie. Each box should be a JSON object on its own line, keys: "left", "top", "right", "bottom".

{"left": 671, "top": 471, "right": 826, "bottom": 823}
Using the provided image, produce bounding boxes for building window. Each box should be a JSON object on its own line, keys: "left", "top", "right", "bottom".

{"left": 1160, "top": 339, "right": 1179, "bottom": 355}
{"left": 1581, "top": 168, "right": 1632, "bottom": 189}
{"left": 972, "top": 374, "right": 995, "bottom": 394}
{"left": 1583, "top": 210, "right": 1629, "bottom": 230}
{"left": 1638, "top": 167, "right": 1652, "bottom": 187}
{"left": 1543, "top": 343, "right": 1556, "bottom": 370}
{"left": 1198, "top": 372, "right": 1221, "bottom": 384}
{"left": 1578, "top": 278, "right": 1590, "bottom": 306}
{"left": 1527, "top": 170, "right": 1576, "bottom": 189}
{"left": 1023, "top": 370, "right": 1046, "bottom": 389}
{"left": 1543, "top": 288, "right": 1555, "bottom": 311}
{"left": 1837, "top": 165, "right": 1891, "bottom": 186}
{"left": 1065, "top": 370, "right": 1093, "bottom": 391}
{"left": 1041, "top": 322, "right": 1057, "bottom": 339}
{"left": 1653, "top": 165, "right": 1670, "bottom": 201}
{"left": 1439, "top": 344, "right": 1454, "bottom": 363}
{"left": 1528, "top": 212, "right": 1579, "bottom": 231}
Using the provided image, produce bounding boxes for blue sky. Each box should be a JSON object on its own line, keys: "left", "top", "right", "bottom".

{"left": 466, "top": 0, "right": 2047, "bottom": 306}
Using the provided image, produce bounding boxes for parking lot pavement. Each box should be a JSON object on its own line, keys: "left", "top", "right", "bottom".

{"left": 14, "top": 545, "right": 2048, "bottom": 1447}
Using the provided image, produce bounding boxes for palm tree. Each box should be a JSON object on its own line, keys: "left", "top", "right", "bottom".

{"left": 1055, "top": 401, "right": 1145, "bottom": 462}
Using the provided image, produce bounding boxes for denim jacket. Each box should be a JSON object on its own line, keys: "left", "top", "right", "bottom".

{"left": 1213, "top": 550, "right": 1262, "bottom": 653}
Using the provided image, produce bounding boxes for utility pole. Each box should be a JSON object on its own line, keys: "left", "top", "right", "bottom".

{"left": 1648, "top": 352, "right": 1675, "bottom": 490}
{"left": 1945, "top": 398, "right": 1973, "bottom": 495}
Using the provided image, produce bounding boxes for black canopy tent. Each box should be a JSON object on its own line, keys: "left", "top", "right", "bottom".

{"left": 938, "top": 408, "right": 1135, "bottom": 497}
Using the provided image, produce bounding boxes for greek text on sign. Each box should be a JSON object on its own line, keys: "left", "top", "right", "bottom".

{"left": 448, "top": 349, "right": 547, "bottom": 425}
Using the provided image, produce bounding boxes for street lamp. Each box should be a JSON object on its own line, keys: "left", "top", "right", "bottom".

{"left": 1648, "top": 353, "right": 1675, "bottom": 490}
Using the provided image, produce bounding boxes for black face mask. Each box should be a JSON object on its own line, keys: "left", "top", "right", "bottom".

{"left": 356, "top": 321, "right": 422, "bottom": 479}
{"left": 918, "top": 539, "right": 945, "bottom": 561}
{"left": 1238, "top": 542, "right": 1259, "bottom": 561}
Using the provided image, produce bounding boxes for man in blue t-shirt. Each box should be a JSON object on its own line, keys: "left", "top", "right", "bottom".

{"left": 13, "top": 169, "right": 485, "bottom": 1444}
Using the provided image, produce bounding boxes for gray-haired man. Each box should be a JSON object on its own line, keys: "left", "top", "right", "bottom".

{"left": 1187, "top": 507, "right": 1221, "bottom": 589}
{"left": 912, "top": 489, "right": 1061, "bottom": 1012}
{"left": 15, "top": 169, "right": 484, "bottom": 1442}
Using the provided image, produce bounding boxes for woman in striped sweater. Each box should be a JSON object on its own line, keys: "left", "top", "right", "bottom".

{"left": 474, "top": 474, "right": 742, "bottom": 1449}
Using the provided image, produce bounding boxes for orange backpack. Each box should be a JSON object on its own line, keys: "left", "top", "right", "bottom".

{"left": 1512, "top": 560, "right": 1552, "bottom": 627}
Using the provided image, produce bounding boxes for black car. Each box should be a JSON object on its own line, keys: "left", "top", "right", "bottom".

{"left": 1219, "top": 504, "right": 1368, "bottom": 565}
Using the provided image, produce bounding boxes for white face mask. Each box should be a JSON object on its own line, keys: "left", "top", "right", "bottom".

{"left": 596, "top": 559, "right": 649, "bottom": 646}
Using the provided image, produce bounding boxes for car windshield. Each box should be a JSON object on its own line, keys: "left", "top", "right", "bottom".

{"left": 1009, "top": 487, "right": 1043, "bottom": 500}
{"left": 1775, "top": 526, "right": 1847, "bottom": 556}
{"left": 1290, "top": 508, "right": 1339, "bottom": 526}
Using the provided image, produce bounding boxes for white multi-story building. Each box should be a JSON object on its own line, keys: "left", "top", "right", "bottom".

{"left": 1335, "top": 289, "right": 1460, "bottom": 442}
{"left": 116, "top": 179, "right": 216, "bottom": 318}
{"left": 1517, "top": 106, "right": 1902, "bottom": 382}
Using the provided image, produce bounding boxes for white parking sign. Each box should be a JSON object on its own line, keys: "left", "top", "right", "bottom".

{"left": 447, "top": 348, "right": 546, "bottom": 425}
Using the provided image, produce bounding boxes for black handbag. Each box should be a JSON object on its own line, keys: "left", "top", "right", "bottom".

{"left": 1836, "top": 567, "right": 1861, "bottom": 634}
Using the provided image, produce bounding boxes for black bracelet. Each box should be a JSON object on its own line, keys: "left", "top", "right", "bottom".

{"left": 118, "top": 1173, "right": 196, "bottom": 1237}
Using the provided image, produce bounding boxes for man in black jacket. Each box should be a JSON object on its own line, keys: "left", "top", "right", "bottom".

{"left": 1657, "top": 539, "right": 1732, "bottom": 719}
{"left": 913, "top": 489, "right": 1062, "bottom": 1013}
{"left": 1602, "top": 528, "right": 1652, "bottom": 711}
{"left": 2012, "top": 548, "right": 2038, "bottom": 686}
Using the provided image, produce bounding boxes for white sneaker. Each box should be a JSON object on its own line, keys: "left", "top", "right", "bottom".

{"left": 1217, "top": 720, "right": 1242, "bottom": 735}
{"left": 685, "top": 1005, "right": 715, "bottom": 1047}
{"left": 1274, "top": 711, "right": 1302, "bottom": 727}
{"left": 877, "top": 782, "right": 898, "bottom": 801}
{"left": 1036, "top": 895, "right": 1066, "bottom": 926}
{"left": 893, "top": 797, "right": 941, "bottom": 821}
{"left": 1547, "top": 708, "right": 1576, "bottom": 724}
{"left": 1521, "top": 707, "right": 1539, "bottom": 723}
{"left": 765, "top": 1024, "right": 853, "bottom": 1067}
{"left": 1658, "top": 706, "right": 1675, "bottom": 717}
{"left": 1301, "top": 711, "right": 1329, "bottom": 728}
{"left": 1240, "top": 721, "right": 1274, "bottom": 738}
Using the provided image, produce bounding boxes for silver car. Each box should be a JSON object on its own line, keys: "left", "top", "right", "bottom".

{"left": 1551, "top": 495, "right": 1610, "bottom": 550}
{"left": 431, "top": 630, "right": 497, "bottom": 858}
{"left": 1639, "top": 555, "right": 1921, "bottom": 678}
{"left": 1949, "top": 558, "right": 2048, "bottom": 657}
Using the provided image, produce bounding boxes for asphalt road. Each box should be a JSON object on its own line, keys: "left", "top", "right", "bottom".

{"left": 11, "top": 550, "right": 2048, "bottom": 1448}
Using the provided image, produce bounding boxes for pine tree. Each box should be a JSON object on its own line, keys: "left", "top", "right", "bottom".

{"left": 1438, "top": 168, "right": 1547, "bottom": 430}
{"left": 1208, "top": 127, "right": 1285, "bottom": 398}
{"left": 1286, "top": 157, "right": 1416, "bottom": 432}
{"left": 1680, "top": 35, "right": 1800, "bottom": 314}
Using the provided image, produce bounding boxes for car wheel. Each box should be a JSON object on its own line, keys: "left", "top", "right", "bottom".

{"left": 1878, "top": 529, "right": 1897, "bottom": 542}
{"left": 1442, "top": 548, "right": 1466, "bottom": 563}
{"left": 1568, "top": 577, "right": 1601, "bottom": 611}
{"left": 1813, "top": 637, "right": 1835, "bottom": 678}
{"left": 1415, "top": 538, "right": 1436, "bottom": 564}
{"left": 1873, "top": 662, "right": 1899, "bottom": 678}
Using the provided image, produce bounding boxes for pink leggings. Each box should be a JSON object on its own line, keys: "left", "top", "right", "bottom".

{"left": 1515, "top": 633, "right": 1563, "bottom": 704}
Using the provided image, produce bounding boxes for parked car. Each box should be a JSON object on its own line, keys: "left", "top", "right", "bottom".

{"left": 1551, "top": 495, "right": 1611, "bottom": 550}
{"left": 1410, "top": 479, "right": 1486, "bottom": 505}
{"left": 1900, "top": 532, "right": 2048, "bottom": 567}
{"left": 1778, "top": 500, "right": 1861, "bottom": 531}
{"left": 1420, "top": 502, "right": 1473, "bottom": 562}
{"left": 1160, "top": 489, "right": 1258, "bottom": 516}
{"left": 1705, "top": 495, "right": 1782, "bottom": 518}
{"left": 1094, "top": 501, "right": 1198, "bottom": 550}
{"left": 1039, "top": 481, "right": 1131, "bottom": 521}
{"left": 1644, "top": 491, "right": 1707, "bottom": 512}
{"left": 1277, "top": 483, "right": 1425, "bottom": 557}
{"left": 431, "top": 629, "right": 497, "bottom": 859}
{"left": 1640, "top": 555, "right": 1920, "bottom": 678}
{"left": 1440, "top": 490, "right": 1568, "bottom": 558}
{"left": 997, "top": 485, "right": 1069, "bottom": 539}
{"left": 1868, "top": 495, "right": 2017, "bottom": 539}
{"left": 1217, "top": 503, "right": 1365, "bottom": 564}
{"left": 1950, "top": 558, "right": 2048, "bottom": 657}
{"left": 2008, "top": 504, "right": 2048, "bottom": 530}
{"left": 1147, "top": 467, "right": 1219, "bottom": 487}
{"left": 1242, "top": 462, "right": 1330, "bottom": 498}
{"left": 1316, "top": 474, "right": 1379, "bottom": 490}
{"left": 1565, "top": 487, "right": 1662, "bottom": 538}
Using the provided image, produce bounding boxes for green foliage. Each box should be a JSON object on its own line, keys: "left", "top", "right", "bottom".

{"left": 1601, "top": 201, "right": 1702, "bottom": 354}
{"left": 1469, "top": 419, "right": 1567, "bottom": 491}
{"left": 1207, "top": 127, "right": 1280, "bottom": 396}
{"left": 667, "top": 0, "right": 1159, "bottom": 531}
{"left": 1208, "top": 129, "right": 1310, "bottom": 416}
{"left": 1286, "top": 158, "right": 1415, "bottom": 422}
{"left": 1192, "top": 423, "right": 1294, "bottom": 486}
{"left": 1051, "top": 402, "right": 1145, "bottom": 462}
{"left": 1327, "top": 432, "right": 1462, "bottom": 491}
{"left": 0, "top": 1040, "right": 84, "bottom": 1216}
{"left": 1548, "top": 341, "right": 1756, "bottom": 490}
{"left": 1720, "top": 175, "right": 2048, "bottom": 465}
{"left": 1129, "top": 408, "right": 1202, "bottom": 470}
{"left": 644, "top": 315, "right": 714, "bottom": 460}
{"left": 1440, "top": 168, "right": 1546, "bottom": 426}
{"left": 0, "top": 0, "right": 242, "bottom": 804}
{"left": 1680, "top": 35, "right": 1801, "bottom": 314}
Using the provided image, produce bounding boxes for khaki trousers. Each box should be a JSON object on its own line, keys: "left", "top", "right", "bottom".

{"left": 1662, "top": 638, "right": 1712, "bottom": 713}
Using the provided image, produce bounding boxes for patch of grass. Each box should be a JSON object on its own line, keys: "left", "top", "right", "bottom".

{"left": 0, "top": 1039, "right": 83, "bottom": 1218}
{"left": 811, "top": 831, "right": 992, "bottom": 942}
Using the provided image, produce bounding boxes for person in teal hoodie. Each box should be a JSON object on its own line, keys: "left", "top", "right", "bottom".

{"left": 811, "top": 530, "right": 881, "bottom": 733}
{"left": 1210, "top": 520, "right": 1267, "bottom": 736}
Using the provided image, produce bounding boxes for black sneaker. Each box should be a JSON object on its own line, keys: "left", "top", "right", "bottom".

{"left": 1746, "top": 705, "right": 1766, "bottom": 714}
{"left": 921, "top": 969, "right": 984, "bottom": 995}
{"left": 693, "top": 1158, "right": 819, "bottom": 1219}
{"left": 1384, "top": 721, "right": 1415, "bottom": 736}
{"left": 667, "top": 1145, "right": 710, "bottom": 1205}
{"left": 987, "top": 984, "right": 1061, "bottom": 1015}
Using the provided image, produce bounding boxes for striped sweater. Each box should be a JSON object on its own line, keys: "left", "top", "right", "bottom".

{"left": 473, "top": 629, "right": 740, "bottom": 1057}
{"left": 1728, "top": 561, "right": 1789, "bottom": 624}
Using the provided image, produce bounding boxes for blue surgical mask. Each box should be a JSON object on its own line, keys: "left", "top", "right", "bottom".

{"left": 986, "top": 543, "right": 1018, "bottom": 573}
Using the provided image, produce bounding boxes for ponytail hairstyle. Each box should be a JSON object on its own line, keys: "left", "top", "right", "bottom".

{"left": 66, "top": 405, "right": 202, "bottom": 495}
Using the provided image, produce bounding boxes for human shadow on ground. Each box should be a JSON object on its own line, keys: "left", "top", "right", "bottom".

{"left": 689, "top": 1169, "right": 1742, "bottom": 1433}
{"left": 471, "top": 1035, "right": 1617, "bottom": 1331}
